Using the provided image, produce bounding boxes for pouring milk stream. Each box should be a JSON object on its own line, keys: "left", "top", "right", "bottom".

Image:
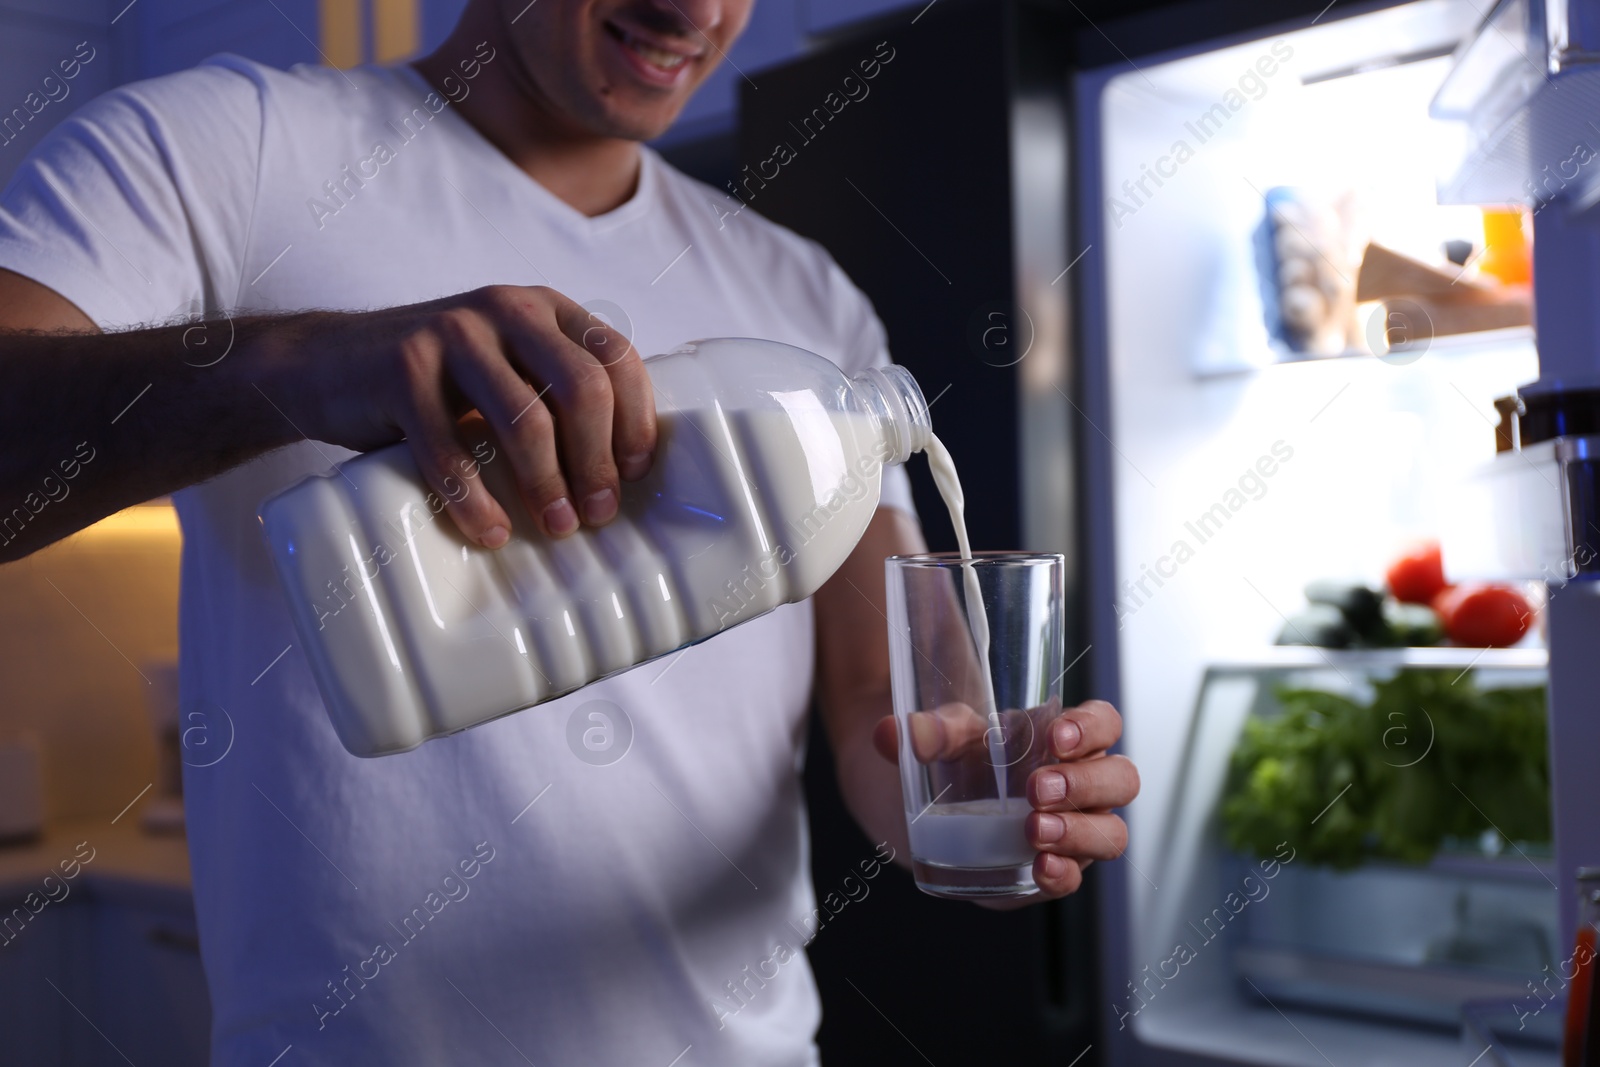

{"left": 923, "top": 436, "right": 1011, "bottom": 811}
{"left": 905, "top": 438, "right": 1033, "bottom": 876}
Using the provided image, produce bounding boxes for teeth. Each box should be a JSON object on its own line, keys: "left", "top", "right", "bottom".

{"left": 622, "top": 31, "right": 688, "bottom": 70}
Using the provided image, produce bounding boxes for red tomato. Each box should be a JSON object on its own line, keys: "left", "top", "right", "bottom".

{"left": 1387, "top": 542, "right": 1448, "bottom": 604}
{"left": 1432, "top": 583, "right": 1533, "bottom": 647}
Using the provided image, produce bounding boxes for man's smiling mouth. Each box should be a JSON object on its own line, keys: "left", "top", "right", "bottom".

{"left": 604, "top": 21, "right": 697, "bottom": 73}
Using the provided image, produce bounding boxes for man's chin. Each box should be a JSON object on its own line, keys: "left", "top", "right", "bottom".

{"left": 590, "top": 104, "right": 685, "bottom": 143}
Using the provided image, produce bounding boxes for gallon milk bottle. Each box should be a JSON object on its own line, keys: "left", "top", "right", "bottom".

{"left": 259, "top": 337, "right": 933, "bottom": 756}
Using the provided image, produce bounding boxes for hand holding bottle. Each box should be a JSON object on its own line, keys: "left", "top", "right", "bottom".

{"left": 250, "top": 284, "right": 658, "bottom": 546}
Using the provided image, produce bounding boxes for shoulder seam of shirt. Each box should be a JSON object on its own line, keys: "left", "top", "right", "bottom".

{"left": 195, "top": 56, "right": 273, "bottom": 311}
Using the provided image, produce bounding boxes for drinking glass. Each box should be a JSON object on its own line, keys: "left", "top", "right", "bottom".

{"left": 885, "top": 552, "right": 1065, "bottom": 899}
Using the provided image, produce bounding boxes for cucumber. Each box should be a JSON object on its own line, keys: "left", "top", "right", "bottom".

{"left": 1276, "top": 604, "right": 1354, "bottom": 648}
{"left": 1305, "top": 580, "right": 1385, "bottom": 641}
{"left": 1382, "top": 599, "right": 1443, "bottom": 647}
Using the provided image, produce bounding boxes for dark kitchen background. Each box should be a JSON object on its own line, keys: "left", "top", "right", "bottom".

{"left": 3, "top": 1, "right": 1586, "bottom": 1066}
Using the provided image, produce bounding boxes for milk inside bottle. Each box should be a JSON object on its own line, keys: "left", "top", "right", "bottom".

{"left": 259, "top": 338, "right": 933, "bottom": 757}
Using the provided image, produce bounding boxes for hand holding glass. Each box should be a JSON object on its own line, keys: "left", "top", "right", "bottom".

{"left": 886, "top": 552, "right": 1065, "bottom": 899}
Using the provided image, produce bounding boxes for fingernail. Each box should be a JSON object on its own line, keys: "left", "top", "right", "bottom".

{"left": 480, "top": 525, "right": 509, "bottom": 549}
{"left": 1055, "top": 719, "right": 1083, "bottom": 756}
{"left": 1037, "top": 771, "right": 1067, "bottom": 804}
{"left": 619, "top": 452, "right": 653, "bottom": 481}
{"left": 544, "top": 498, "right": 578, "bottom": 536}
{"left": 1041, "top": 853, "right": 1068, "bottom": 879}
{"left": 1036, "top": 813, "right": 1065, "bottom": 844}
{"left": 582, "top": 488, "right": 617, "bottom": 525}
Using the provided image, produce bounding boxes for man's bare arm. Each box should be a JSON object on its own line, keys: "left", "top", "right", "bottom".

{"left": 0, "top": 269, "right": 658, "bottom": 562}
{"left": 0, "top": 269, "right": 298, "bottom": 558}
{"left": 813, "top": 506, "right": 927, "bottom": 861}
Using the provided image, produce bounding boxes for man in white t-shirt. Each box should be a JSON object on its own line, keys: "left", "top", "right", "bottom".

{"left": 0, "top": 1, "right": 1139, "bottom": 1063}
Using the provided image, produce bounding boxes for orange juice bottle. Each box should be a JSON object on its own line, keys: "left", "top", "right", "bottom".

{"left": 1479, "top": 207, "right": 1532, "bottom": 286}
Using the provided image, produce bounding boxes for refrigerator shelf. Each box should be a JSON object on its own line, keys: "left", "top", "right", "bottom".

{"left": 1204, "top": 645, "right": 1547, "bottom": 673}
{"left": 1420, "top": 849, "right": 1556, "bottom": 885}
{"left": 1194, "top": 323, "right": 1534, "bottom": 380}
{"left": 1236, "top": 944, "right": 1541, "bottom": 1029}
{"left": 1462, "top": 997, "right": 1566, "bottom": 1067}
{"left": 1249, "top": 324, "right": 1535, "bottom": 377}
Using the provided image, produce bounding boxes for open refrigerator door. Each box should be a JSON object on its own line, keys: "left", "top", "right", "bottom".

{"left": 1079, "top": 1, "right": 1600, "bottom": 1063}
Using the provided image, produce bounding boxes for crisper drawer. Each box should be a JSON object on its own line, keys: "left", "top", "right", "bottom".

{"left": 1233, "top": 853, "right": 1558, "bottom": 1026}
{"left": 1147, "top": 647, "right": 1558, "bottom": 1040}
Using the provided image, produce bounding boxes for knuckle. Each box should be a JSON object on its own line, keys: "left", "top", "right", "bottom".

{"left": 587, "top": 325, "right": 636, "bottom": 366}
{"left": 397, "top": 334, "right": 440, "bottom": 385}
{"left": 478, "top": 285, "right": 539, "bottom": 322}
{"left": 431, "top": 308, "right": 484, "bottom": 351}
{"left": 566, "top": 367, "right": 615, "bottom": 419}
{"left": 1040, "top": 856, "right": 1081, "bottom": 895}
{"left": 506, "top": 421, "right": 564, "bottom": 501}
{"left": 467, "top": 285, "right": 502, "bottom": 313}
{"left": 432, "top": 450, "right": 476, "bottom": 495}
{"left": 396, "top": 370, "right": 443, "bottom": 422}
{"left": 527, "top": 286, "right": 567, "bottom": 318}
{"left": 1088, "top": 699, "right": 1123, "bottom": 734}
{"left": 617, "top": 411, "right": 657, "bottom": 455}
{"left": 476, "top": 284, "right": 515, "bottom": 308}
{"left": 512, "top": 397, "right": 555, "bottom": 438}
{"left": 614, "top": 376, "right": 653, "bottom": 415}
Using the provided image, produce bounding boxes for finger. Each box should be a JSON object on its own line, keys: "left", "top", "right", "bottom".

{"left": 1049, "top": 699, "right": 1124, "bottom": 759}
{"left": 905, "top": 702, "right": 989, "bottom": 763}
{"left": 435, "top": 310, "right": 580, "bottom": 538}
{"left": 1029, "top": 755, "right": 1140, "bottom": 813}
{"left": 872, "top": 716, "right": 897, "bottom": 764}
{"left": 874, "top": 705, "right": 988, "bottom": 763}
{"left": 395, "top": 334, "right": 513, "bottom": 548}
{"left": 486, "top": 288, "right": 621, "bottom": 527}
{"left": 977, "top": 859, "right": 1096, "bottom": 909}
{"left": 552, "top": 300, "right": 657, "bottom": 482}
{"left": 1032, "top": 853, "right": 1087, "bottom": 898}
{"left": 1028, "top": 810, "right": 1128, "bottom": 862}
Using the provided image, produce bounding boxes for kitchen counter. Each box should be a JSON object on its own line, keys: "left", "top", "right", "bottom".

{"left": 0, "top": 816, "right": 192, "bottom": 909}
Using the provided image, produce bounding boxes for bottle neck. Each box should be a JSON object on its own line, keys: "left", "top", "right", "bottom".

{"left": 853, "top": 365, "right": 933, "bottom": 466}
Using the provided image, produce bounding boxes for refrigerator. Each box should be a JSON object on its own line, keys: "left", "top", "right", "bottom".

{"left": 744, "top": 0, "right": 1600, "bottom": 1063}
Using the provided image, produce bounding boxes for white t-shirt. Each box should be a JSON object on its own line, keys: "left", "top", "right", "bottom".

{"left": 0, "top": 55, "right": 917, "bottom": 1067}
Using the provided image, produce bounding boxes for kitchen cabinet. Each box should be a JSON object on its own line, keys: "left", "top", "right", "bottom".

{"left": 85, "top": 886, "right": 210, "bottom": 1067}
{"left": 0, "top": 899, "right": 79, "bottom": 1064}
{"left": 0, "top": 822, "right": 207, "bottom": 1067}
